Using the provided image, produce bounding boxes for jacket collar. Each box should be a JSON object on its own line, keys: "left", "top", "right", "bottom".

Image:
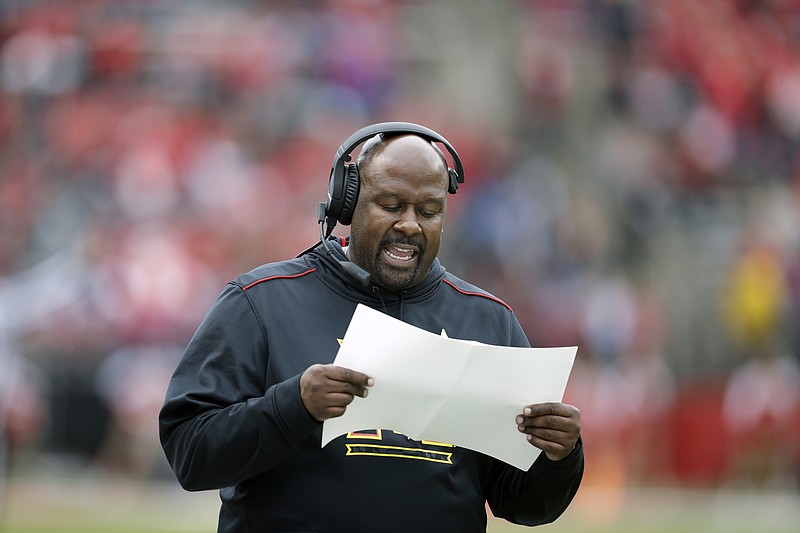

{"left": 305, "top": 237, "right": 445, "bottom": 305}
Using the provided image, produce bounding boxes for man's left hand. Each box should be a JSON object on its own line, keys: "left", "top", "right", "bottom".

{"left": 516, "top": 402, "right": 581, "bottom": 461}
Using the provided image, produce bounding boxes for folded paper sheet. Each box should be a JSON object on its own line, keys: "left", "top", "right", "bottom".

{"left": 321, "top": 304, "right": 577, "bottom": 471}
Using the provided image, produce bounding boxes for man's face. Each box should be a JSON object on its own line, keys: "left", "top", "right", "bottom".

{"left": 347, "top": 135, "right": 449, "bottom": 292}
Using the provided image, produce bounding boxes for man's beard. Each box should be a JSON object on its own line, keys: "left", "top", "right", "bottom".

{"left": 371, "top": 238, "right": 425, "bottom": 292}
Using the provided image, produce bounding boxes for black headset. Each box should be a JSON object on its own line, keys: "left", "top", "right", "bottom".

{"left": 323, "top": 122, "right": 465, "bottom": 228}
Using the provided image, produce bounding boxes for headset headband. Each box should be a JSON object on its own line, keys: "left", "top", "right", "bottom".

{"left": 328, "top": 121, "right": 464, "bottom": 208}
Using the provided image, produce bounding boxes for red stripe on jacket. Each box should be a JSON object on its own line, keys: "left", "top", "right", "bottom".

{"left": 442, "top": 278, "right": 513, "bottom": 311}
{"left": 242, "top": 268, "right": 317, "bottom": 291}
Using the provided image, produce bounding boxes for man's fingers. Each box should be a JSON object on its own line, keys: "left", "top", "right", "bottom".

{"left": 516, "top": 414, "right": 563, "bottom": 429}
{"left": 325, "top": 367, "right": 372, "bottom": 398}
{"left": 331, "top": 365, "right": 374, "bottom": 389}
{"left": 521, "top": 402, "right": 579, "bottom": 418}
{"left": 304, "top": 364, "right": 373, "bottom": 397}
{"left": 518, "top": 425, "right": 570, "bottom": 441}
{"left": 326, "top": 391, "right": 360, "bottom": 407}
{"left": 515, "top": 402, "right": 581, "bottom": 460}
{"left": 526, "top": 434, "right": 575, "bottom": 461}
{"left": 517, "top": 403, "right": 580, "bottom": 430}
{"left": 300, "top": 364, "right": 374, "bottom": 421}
{"left": 326, "top": 379, "right": 370, "bottom": 398}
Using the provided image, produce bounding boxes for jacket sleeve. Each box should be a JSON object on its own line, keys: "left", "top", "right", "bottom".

{"left": 486, "top": 437, "right": 584, "bottom": 526}
{"left": 158, "top": 283, "right": 318, "bottom": 491}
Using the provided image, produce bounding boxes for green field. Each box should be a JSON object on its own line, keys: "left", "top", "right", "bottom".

{"left": 3, "top": 476, "right": 799, "bottom": 533}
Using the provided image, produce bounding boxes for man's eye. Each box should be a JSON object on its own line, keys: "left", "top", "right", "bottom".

{"left": 418, "top": 209, "right": 437, "bottom": 218}
{"left": 382, "top": 205, "right": 401, "bottom": 212}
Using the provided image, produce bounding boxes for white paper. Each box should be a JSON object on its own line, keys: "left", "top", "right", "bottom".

{"left": 321, "top": 304, "right": 577, "bottom": 471}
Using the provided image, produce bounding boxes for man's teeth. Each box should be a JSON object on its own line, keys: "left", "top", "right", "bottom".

{"left": 386, "top": 247, "right": 413, "bottom": 260}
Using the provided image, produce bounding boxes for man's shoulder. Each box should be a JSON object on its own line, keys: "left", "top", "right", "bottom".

{"left": 233, "top": 256, "right": 318, "bottom": 292}
{"left": 440, "top": 272, "right": 513, "bottom": 312}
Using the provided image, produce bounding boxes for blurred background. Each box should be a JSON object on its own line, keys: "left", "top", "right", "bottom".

{"left": 1, "top": 0, "right": 799, "bottom": 531}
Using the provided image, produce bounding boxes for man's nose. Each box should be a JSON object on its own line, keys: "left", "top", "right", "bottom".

{"left": 394, "top": 206, "right": 422, "bottom": 235}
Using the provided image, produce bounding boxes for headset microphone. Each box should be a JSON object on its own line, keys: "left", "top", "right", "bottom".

{"left": 318, "top": 202, "right": 371, "bottom": 288}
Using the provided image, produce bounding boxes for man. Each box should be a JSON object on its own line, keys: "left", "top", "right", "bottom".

{"left": 159, "top": 124, "right": 583, "bottom": 532}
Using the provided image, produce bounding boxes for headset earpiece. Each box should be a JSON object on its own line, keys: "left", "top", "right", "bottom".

{"left": 338, "top": 163, "right": 361, "bottom": 226}
{"left": 448, "top": 168, "right": 459, "bottom": 194}
{"left": 324, "top": 122, "right": 464, "bottom": 229}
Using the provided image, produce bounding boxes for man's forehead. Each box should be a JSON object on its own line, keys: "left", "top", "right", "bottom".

{"left": 361, "top": 164, "right": 449, "bottom": 194}
{"left": 367, "top": 135, "right": 447, "bottom": 168}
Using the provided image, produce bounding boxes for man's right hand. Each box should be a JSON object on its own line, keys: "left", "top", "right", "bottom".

{"left": 300, "top": 364, "right": 374, "bottom": 421}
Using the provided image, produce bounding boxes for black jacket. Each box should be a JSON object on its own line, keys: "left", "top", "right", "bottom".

{"left": 159, "top": 239, "right": 583, "bottom": 533}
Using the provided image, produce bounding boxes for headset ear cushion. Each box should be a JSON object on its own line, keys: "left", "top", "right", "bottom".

{"left": 338, "top": 163, "right": 361, "bottom": 225}
{"left": 448, "top": 169, "right": 459, "bottom": 194}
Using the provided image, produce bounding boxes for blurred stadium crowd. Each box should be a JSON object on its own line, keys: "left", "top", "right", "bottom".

{"left": 1, "top": 0, "right": 799, "bottom": 511}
